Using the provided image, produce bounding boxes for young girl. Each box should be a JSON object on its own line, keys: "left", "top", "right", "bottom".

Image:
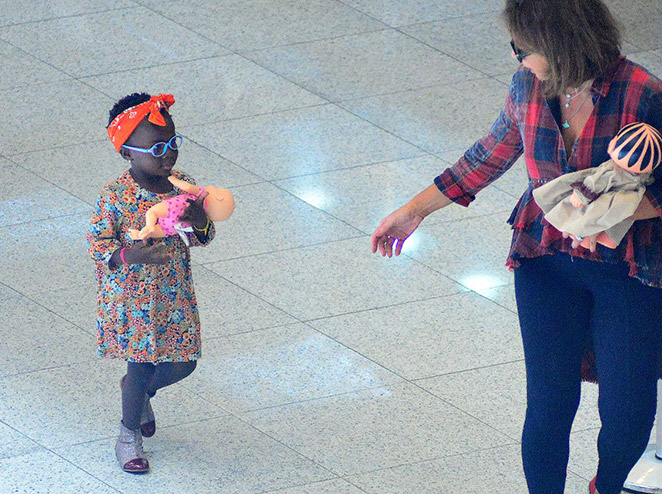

{"left": 87, "top": 92, "right": 225, "bottom": 473}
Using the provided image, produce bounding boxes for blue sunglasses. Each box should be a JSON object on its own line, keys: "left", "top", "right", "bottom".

{"left": 122, "top": 135, "right": 183, "bottom": 158}
{"left": 510, "top": 40, "right": 531, "bottom": 63}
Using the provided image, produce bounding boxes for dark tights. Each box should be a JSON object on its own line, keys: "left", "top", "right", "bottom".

{"left": 121, "top": 361, "right": 197, "bottom": 430}
{"left": 515, "top": 254, "right": 660, "bottom": 494}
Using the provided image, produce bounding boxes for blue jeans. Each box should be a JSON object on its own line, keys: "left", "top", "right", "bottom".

{"left": 515, "top": 253, "right": 661, "bottom": 494}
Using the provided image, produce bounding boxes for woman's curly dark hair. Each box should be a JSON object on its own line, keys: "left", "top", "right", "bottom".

{"left": 107, "top": 92, "right": 151, "bottom": 128}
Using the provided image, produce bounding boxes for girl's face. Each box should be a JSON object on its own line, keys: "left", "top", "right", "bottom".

{"left": 120, "top": 112, "right": 178, "bottom": 180}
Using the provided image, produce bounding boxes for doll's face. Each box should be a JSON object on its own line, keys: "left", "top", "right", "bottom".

{"left": 202, "top": 186, "right": 235, "bottom": 221}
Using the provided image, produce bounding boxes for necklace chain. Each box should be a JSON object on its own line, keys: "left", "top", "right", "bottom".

{"left": 562, "top": 89, "right": 592, "bottom": 129}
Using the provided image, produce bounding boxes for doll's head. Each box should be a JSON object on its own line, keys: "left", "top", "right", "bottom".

{"left": 201, "top": 186, "right": 235, "bottom": 222}
{"left": 107, "top": 93, "right": 180, "bottom": 178}
{"left": 608, "top": 122, "right": 662, "bottom": 174}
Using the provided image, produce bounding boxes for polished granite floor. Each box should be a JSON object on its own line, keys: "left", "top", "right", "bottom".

{"left": 0, "top": 1, "right": 661, "bottom": 493}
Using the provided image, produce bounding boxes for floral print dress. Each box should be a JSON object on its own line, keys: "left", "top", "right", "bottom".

{"left": 87, "top": 169, "right": 215, "bottom": 363}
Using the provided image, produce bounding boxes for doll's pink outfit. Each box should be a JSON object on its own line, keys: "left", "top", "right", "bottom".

{"left": 158, "top": 187, "right": 204, "bottom": 235}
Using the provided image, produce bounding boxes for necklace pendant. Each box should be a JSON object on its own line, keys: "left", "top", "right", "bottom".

{"left": 562, "top": 121, "right": 570, "bottom": 129}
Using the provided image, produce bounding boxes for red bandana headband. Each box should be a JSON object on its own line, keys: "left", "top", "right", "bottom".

{"left": 107, "top": 93, "right": 175, "bottom": 152}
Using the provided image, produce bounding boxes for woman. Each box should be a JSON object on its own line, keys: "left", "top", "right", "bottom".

{"left": 371, "top": 1, "right": 662, "bottom": 493}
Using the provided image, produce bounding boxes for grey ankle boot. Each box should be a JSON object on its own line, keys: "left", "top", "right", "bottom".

{"left": 115, "top": 422, "right": 149, "bottom": 473}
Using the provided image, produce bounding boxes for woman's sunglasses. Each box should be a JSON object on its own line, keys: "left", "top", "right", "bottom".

{"left": 510, "top": 40, "right": 531, "bottom": 63}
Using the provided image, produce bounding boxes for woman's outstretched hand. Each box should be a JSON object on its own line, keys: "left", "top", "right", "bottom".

{"left": 371, "top": 205, "right": 424, "bottom": 258}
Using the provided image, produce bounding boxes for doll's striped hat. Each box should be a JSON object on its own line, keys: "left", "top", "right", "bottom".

{"left": 608, "top": 122, "right": 662, "bottom": 174}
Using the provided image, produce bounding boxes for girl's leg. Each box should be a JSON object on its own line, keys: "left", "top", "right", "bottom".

{"left": 515, "top": 255, "right": 592, "bottom": 494}
{"left": 589, "top": 268, "right": 661, "bottom": 494}
{"left": 122, "top": 362, "right": 157, "bottom": 430}
{"left": 146, "top": 361, "right": 197, "bottom": 397}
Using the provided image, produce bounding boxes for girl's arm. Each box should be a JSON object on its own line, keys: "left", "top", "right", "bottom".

{"left": 87, "top": 191, "right": 122, "bottom": 267}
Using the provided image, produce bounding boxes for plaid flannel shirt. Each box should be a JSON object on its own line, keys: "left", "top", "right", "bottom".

{"left": 435, "top": 56, "right": 662, "bottom": 287}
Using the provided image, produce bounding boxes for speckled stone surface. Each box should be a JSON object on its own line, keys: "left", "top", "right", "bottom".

{"left": 206, "top": 236, "right": 464, "bottom": 321}
{"left": 245, "top": 29, "right": 484, "bottom": 102}
{"left": 184, "top": 104, "right": 424, "bottom": 180}
{"left": 181, "top": 323, "right": 402, "bottom": 413}
{"left": 242, "top": 381, "right": 515, "bottom": 476}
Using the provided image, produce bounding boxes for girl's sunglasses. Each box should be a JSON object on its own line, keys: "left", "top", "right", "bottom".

{"left": 122, "top": 135, "right": 183, "bottom": 158}
{"left": 510, "top": 40, "right": 531, "bottom": 63}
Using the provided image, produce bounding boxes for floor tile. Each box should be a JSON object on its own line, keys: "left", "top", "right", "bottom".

{"left": 0, "top": 161, "right": 91, "bottom": 228}
{"left": 245, "top": 29, "right": 483, "bottom": 102}
{"left": 269, "top": 478, "right": 364, "bottom": 493}
{"left": 0, "top": 422, "right": 43, "bottom": 460}
{"left": 605, "top": 0, "right": 661, "bottom": 51}
{"left": 82, "top": 55, "right": 324, "bottom": 126}
{"left": 0, "top": 80, "right": 111, "bottom": 155}
{"left": 479, "top": 283, "right": 518, "bottom": 313}
{"left": 0, "top": 39, "right": 70, "bottom": 88}
{"left": 0, "top": 7, "right": 226, "bottom": 78}
{"left": 348, "top": 443, "right": 593, "bottom": 494}
{"left": 35, "top": 283, "right": 98, "bottom": 335}
{"left": 192, "top": 265, "right": 297, "bottom": 339}
{"left": 206, "top": 237, "right": 464, "bottom": 321}
{"left": 0, "top": 449, "right": 121, "bottom": 494}
{"left": 184, "top": 104, "right": 424, "bottom": 180}
{"left": 341, "top": 0, "right": 502, "bottom": 27}
{"left": 182, "top": 323, "right": 402, "bottom": 413}
{"left": 338, "top": 77, "right": 510, "bottom": 155}
{"left": 55, "top": 415, "right": 334, "bottom": 494}
{"left": 0, "top": 295, "right": 96, "bottom": 377}
{"left": 243, "top": 382, "right": 514, "bottom": 476}
{"left": 0, "top": 214, "right": 93, "bottom": 296}
{"left": 401, "top": 11, "right": 514, "bottom": 76}
{"left": 146, "top": 0, "right": 387, "bottom": 52}
{"left": 417, "top": 361, "right": 601, "bottom": 441}
{"left": 274, "top": 154, "right": 517, "bottom": 234}
{"left": 189, "top": 182, "right": 363, "bottom": 263}
{"left": 0, "top": 1, "right": 135, "bottom": 26}
{"left": 0, "top": 360, "right": 226, "bottom": 449}
{"left": 309, "top": 291, "right": 522, "bottom": 380}
{"left": 628, "top": 49, "right": 662, "bottom": 78}
{"left": 406, "top": 212, "right": 516, "bottom": 293}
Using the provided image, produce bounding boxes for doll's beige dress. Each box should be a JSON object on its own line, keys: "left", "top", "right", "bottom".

{"left": 532, "top": 159, "right": 653, "bottom": 244}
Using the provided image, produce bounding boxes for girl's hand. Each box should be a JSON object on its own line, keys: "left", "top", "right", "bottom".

{"left": 562, "top": 231, "right": 600, "bottom": 252}
{"left": 371, "top": 205, "right": 424, "bottom": 258}
{"left": 178, "top": 191, "right": 209, "bottom": 229}
{"left": 123, "top": 240, "right": 172, "bottom": 265}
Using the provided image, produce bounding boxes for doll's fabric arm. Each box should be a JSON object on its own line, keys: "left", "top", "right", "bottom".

{"left": 87, "top": 191, "right": 122, "bottom": 267}
{"left": 434, "top": 70, "right": 524, "bottom": 206}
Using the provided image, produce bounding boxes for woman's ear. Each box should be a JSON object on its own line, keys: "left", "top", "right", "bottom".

{"left": 119, "top": 147, "right": 132, "bottom": 161}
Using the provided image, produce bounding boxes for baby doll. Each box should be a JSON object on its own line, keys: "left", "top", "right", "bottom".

{"left": 129, "top": 176, "right": 234, "bottom": 246}
{"left": 533, "top": 122, "right": 662, "bottom": 249}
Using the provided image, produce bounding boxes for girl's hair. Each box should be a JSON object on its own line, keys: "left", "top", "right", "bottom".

{"left": 502, "top": 0, "right": 621, "bottom": 97}
{"left": 107, "top": 92, "right": 151, "bottom": 127}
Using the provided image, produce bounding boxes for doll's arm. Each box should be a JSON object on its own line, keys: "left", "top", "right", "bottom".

{"left": 168, "top": 176, "right": 201, "bottom": 195}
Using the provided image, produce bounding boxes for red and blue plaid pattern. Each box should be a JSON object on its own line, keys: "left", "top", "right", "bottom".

{"left": 435, "top": 57, "right": 662, "bottom": 287}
